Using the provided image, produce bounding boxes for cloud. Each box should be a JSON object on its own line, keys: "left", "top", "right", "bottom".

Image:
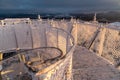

{"left": 0, "top": 0, "right": 120, "bottom": 12}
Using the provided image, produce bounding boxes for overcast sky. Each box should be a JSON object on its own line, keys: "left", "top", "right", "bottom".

{"left": 0, "top": 0, "right": 120, "bottom": 12}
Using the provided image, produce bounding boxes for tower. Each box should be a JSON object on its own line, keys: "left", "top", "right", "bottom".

{"left": 38, "top": 15, "right": 41, "bottom": 19}
{"left": 93, "top": 13, "right": 97, "bottom": 23}
{"left": 94, "top": 13, "right": 96, "bottom": 21}
{"left": 38, "top": 15, "right": 42, "bottom": 21}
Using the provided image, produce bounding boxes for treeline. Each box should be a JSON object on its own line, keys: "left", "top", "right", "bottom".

{"left": 0, "top": 11, "right": 120, "bottom": 23}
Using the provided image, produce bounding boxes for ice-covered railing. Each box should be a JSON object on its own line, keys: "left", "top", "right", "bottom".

{"left": 0, "top": 22, "right": 75, "bottom": 80}
{"left": 0, "top": 23, "right": 74, "bottom": 53}
{"left": 1, "top": 47, "right": 63, "bottom": 80}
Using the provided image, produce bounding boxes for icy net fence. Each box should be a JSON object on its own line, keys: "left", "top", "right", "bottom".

{"left": 101, "top": 28, "right": 120, "bottom": 67}
{"left": 0, "top": 26, "right": 74, "bottom": 80}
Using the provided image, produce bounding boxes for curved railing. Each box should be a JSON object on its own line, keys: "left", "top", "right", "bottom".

{"left": 0, "top": 26, "right": 75, "bottom": 80}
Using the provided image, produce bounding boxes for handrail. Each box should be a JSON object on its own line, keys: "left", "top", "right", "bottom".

{"left": 0, "top": 47, "right": 63, "bottom": 63}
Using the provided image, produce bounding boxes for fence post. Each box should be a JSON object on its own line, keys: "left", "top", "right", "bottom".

{"left": 72, "top": 21, "right": 78, "bottom": 45}
{"left": 0, "top": 52, "right": 3, "bottom": 80}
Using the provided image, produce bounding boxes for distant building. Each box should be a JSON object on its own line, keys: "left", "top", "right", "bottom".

{"left": 3, "top": 18, "right": 30, "bottom": 25}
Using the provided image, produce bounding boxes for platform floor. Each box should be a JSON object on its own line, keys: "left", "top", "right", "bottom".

{"left": 73, "top": 46, "right": 120, "bottom": 80}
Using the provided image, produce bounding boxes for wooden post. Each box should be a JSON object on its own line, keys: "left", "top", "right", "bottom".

{"left": 0, "top": 52, "right": 3, "bottom": 80}
{"left": 72, "top": 21, "right": 78, "bottom": 45}
{"left": 21, "top": 54, "right": 26, "bottom": 63}
{"left": 75, "top": 22, "right": 78, "bottom": 45}
{"left": 0, "top": 52, "right": 3, "bottom": 61}
{"left": 18, "top": 54, "right": 22, "bottom": 62}
{"left": 1, "top": 20, "right": 4, "bottom": 26}
{"left": 16, "top": 48, "right": 23, "bottom": 62}
{"left": 17, "top": 52, "right": 26, "bottom": 63}
{"left": 0, "top": 71, "right": 2, "bottom": 80}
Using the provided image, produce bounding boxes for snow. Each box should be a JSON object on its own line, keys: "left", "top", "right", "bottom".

{"left": 109, "top": 22, "right": 120, "bottom": 27}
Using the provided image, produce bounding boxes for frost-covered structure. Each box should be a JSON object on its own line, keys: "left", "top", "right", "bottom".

{"left": 0, "top": 18, "right": 75, "bottom": 80}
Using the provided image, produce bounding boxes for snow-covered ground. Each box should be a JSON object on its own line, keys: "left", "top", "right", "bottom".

{"left": 107, "top": 22, "right": 120, "bottom": 30}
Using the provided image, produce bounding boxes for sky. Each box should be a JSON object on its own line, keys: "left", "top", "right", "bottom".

{"left": 0, "top": 0, "right": 120, "bottom": 13}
